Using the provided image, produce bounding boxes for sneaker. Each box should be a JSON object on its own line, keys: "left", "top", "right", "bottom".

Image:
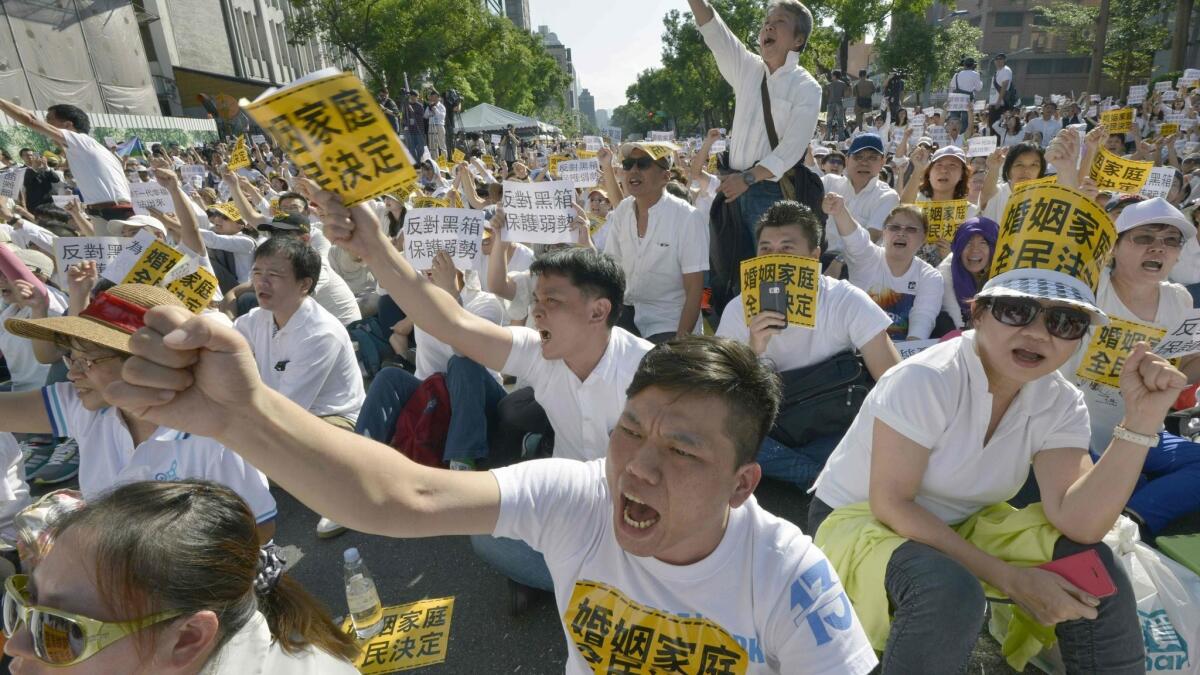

{"left": 31, "top": 439, "right": 79, "bottom": 485}
{"left": 19, "top": 440, "right": 56, "bottom": 477}
{"left": 316, "top": 517, "right": 347, "bottom": 539}
{"left": 448, "top": 459, "right": 475, "bottom": 471}
{"left": 521, "top": 433, "right": 543, "bottom": 459}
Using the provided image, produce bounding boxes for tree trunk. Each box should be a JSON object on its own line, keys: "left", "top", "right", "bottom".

{"left": 1088, "top": 0, "right": 1110, "bottom": 93}
{"left": 1171, "top": 0, "right": 1194, "bottom": 72}
{"left": 839, "top": 33, "right": 850, "bottom": 73}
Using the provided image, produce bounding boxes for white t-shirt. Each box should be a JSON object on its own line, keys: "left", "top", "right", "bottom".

{"left": 59, "top": 130, "right": 130, "bottom": 205}
{"left": 235, "top": 297, "right": 365, "bottom": 422}
{"left": 603, "top": 193, "right": 710, "bottom": 337}
{"left": 492, "top": 458, "right": 877, "bottom": 675}
{"left": 502, "top": 327, "right": 652, "bottom": 461}
{"left": 313, "top": 261, "right": 363, "bottom": 326}
{"left": 1170, "top": 237, "right": 1200, "bottom": 286}
{"left": 41, "top": 383, "right": 276, "bottom": 523}
{"left": 0, "top": 294, "right": 66, "bottom": 391}
{"left": 200, "top": 611, "right": 357, "bottom": 675}
{"left": 949, "top": 69, "right": 983, "bottom": 97}
{"left": 1061, "top": 274, "right": 1193, "bottom": 452}
{"left": 991, "top": 122, "right": 1028, "bottom": 147}
{"left": 1024, "top": 117, "right": 1063, "bottom": 149}
{"left": 716, "top": 275, "right": 892, "bottom": 373}
{"left": 988, "top": 66, "right": 1013, "bottom": 106}
{"left": 415, "top": 287, "right": 505, "bottom": 380}
{"left": 820, "top": 174, "right": 900, "bottom": 252}
{"left": 840, "top": 225, "right": 944, "bottom": 340}
{"left": 814, "top": 331, "right": 1090, "bottom": 523}
{"left": 479, "top": 243, "right": 533, "bottom": 295}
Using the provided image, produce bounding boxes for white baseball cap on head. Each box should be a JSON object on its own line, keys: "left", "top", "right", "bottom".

{"left": 1114, "top": 196, "right": 1196, "bottom": 241}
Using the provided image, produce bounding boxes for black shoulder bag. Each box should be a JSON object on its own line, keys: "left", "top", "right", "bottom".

{"left": 769, "top": 350, "right": 875, "bottom": 449}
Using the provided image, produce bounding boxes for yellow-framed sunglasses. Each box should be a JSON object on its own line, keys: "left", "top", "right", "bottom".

{"left": 3, "top": 574, "right": 182, "bottom": 666}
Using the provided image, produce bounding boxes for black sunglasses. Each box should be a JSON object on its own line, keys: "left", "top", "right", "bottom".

{"left": 987, "top": 297, "right": 1091, "bottom": 341}
{"left": 621, "top": 156, "right": 663, "bottom": 171}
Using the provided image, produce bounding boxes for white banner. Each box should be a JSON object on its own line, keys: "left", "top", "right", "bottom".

{"left": 557, "top": 159, "right": 600, "bottom": 190}
{"left": 946, "top": 94, "right": 970, "bottom": 112}
{"left": 50, "top": 194, "right": 79, "bottom": 209}
{"left": 130, "top": 181, "right": 176, "bottom": 216}
{"left": 1139, "top": 166, "right": 1177, "bottom": 199}
{"left": 967, "top": 136, "right": 998, "bottom": 158}
{"left": 501, "top": 180, "right": 576, "bottom": 245}
{"left": 100, "top": 229, "right": 159, "bottom": 284}
{"left": 1153, "top": 310, "right": 1200, "bottom": 359}
{"left": 402, "top": 208, "right": 486, "bottom": 271}
{"left": 52, "top": 236, "right": 131, "bottom": 287}
{"left": 0, "top": 167, "right": 26, "bottom": 200}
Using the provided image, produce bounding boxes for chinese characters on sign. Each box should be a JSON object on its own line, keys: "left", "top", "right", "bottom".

{"left": 1076, "top": 317, "right": 1166, "bottom": 388}
{"left": 1152, "top": 310, "right": 1200, "bottom": 360}
{"left": 557, "top": 159, "right": 601, "bottom": 190}
{"left": 1099, "top": 108, "right": 1134, "bottom": 134}
{"left": 130, "top": 181, "right": 176, "bottom": 216}
{"left": 1139, "top": 166, "right": 1177, "bottom": 200}
{"left": 1089, "top": 148, "right": 1153, "bottom": 195}
{"left": 166, "top": 266, "right": 220, "bottom": 314}
{"left": 946, "top": 94, "right": 969, "bottom": 112}
{"left": 897, "top": 338, "right": 939, "bottom": 360}
{"left": 52, "top": 237, "right": 130, "bottom": 287}
{"left": 227, "top": 135, "right": 251, "bottom": 171}
{"left": 501, "top": 180, "right": 577, "bottom": 245}
{"left": 120, "top": 239, "right": 184, "bottom": 287}
{"left": 915, "top": 200, "right": 970, "bottom": 243}
{"left": 739, "top": 254, "right": 822, "bottom": 329}
{"left": 648, "top": 131, "right": 675, "bottom": 142}
{"left": 411, "top": 196, "right": 449, "bottom": 209}
{"left": 339, "top": 597, "right": 455, "bottom": 674}
{"left": 402, "top": 208, "right": 486, "bottom": 271}
{"left": 0, "top": 167, "right": 26, "bottom": 200}
{"left": 967, "top": 136, "right": 997, "bottom": 158}
{"left": 547, "top": 154, "right": 571, "bottom": 177}
{"left": 241, "top": 69, "right": 418, "bottom": 206}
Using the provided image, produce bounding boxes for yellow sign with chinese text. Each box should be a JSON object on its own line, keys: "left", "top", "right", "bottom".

{"left": 1017, "top": 175, "right": 1059, "bottom": 188}
{"left": 707, "top": 154, "right": 718, "bottom": 174}
{"left": 565, "top": 581, "right": 747, "bottom": 674}
{"left": 451, "top": 148, "right": 466, "bottom": 164}
{"left": 1089, "top": 147, "right": 1154, "bottom": 195}
{"left": 242, "top": 71, "right": 418, "bottom": 206}
{"left": 412, "top": 196, "right": 450, "bottom": 209}
{"left": 227, "top": 135, "right": 251, "bottom": 171}
{"left": 165, "top": 266, "right": 219, "bottom": 314}
{"left": 576, "top": 150, "right": 598, "bottom": 159}
{"left": 482, "top": 155, "right": 496, "bottom": 170}
{"left": 1160, "top": 123, "right": 1180, "bottom": 137}
{"left": 1076, "top": 317, "right": 1166, "bottom": 388}
{"left": 210, "top": 201, "right": 244, "bottom": 223}
{"left": 588, "top": 214, "right": 606, "bottom": 237}
{"left": 120, "top": 240, "right": 184, "bottom": 287}
{"left": 914, "top": 199, "right": 970, "bottom": 243}
{"left": 339, "top": 597, "right": 454, "bottom": 674}
{"left": 739, "top": 254, "right": 821, "bottom": 328}
{"left": 547, "top": 154, "right": 570, "bottom": 177}
{"left": 990, "top": 182, "right": 1115, "bottom": 294}
{"left": 1100, "top": 108, "right": 1134, "bottom": 134}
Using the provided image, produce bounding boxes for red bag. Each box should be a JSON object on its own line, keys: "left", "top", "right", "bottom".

{"left": 389, "top": 374, "right": 452, "bottom": 467}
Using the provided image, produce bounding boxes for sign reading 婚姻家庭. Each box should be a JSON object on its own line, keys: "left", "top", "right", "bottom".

{"left": 339, "top": 597, "right": 455, "bottom": 673}
{"left": 739, "top": 254, "right": 822, "bottom": 329}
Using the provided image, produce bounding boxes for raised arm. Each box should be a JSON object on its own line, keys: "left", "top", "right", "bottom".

{"left": 597, "top": 146, "right": 624, "bottom": 203}
{"left": 222, "top": 166, "right": 268, "bottom": 226}
{"left": 899, "top": 146, "right": 931, "bottom": 204}
{"left": 978, "top": 146, "right": 1008, "bottom": 212}
{"left": 686, "top": 0, "right": 715, "bottom": 25}
{"left": 153, "top": 159, "right": 206, "bottom": 257}
{"left": 0, "top": 99, "right": 65, "bottom": 146}
{"left": 486, "top": 209, "right": 517, "bottom": 301}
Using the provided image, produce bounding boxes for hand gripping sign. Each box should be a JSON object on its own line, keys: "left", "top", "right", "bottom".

{"left": 739, "top": 254, "right": 822, "bottom": 329}
{"left": 1089, "top": 147, "right": 1154, "bottom": 195}
{"left": 241, "top": 68, "right": 418, "bottom": 206}
{"left": 990, "top": 182, "right": 1116, "bottom": 296}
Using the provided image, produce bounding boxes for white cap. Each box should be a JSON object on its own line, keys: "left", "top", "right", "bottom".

{"left": 1114, "top": 196, "right": 1196, "bottom": 241}
{"left": 931, "top": 144, "right": 968, "bottom": 166}
{"left": 109, "top": 214, "right": 167, "bottom": 237}
{"left": 977, "top": 268, "right": 1108, "bottom": 326}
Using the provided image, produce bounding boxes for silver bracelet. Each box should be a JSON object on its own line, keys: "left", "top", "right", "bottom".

{"left": 1111, "top": 425, "right": 1158, "bottom": 447}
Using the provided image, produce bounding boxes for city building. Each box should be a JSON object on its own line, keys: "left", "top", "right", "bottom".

{"left": 596, "top": 109, "right": 610, "bottom": 129}
{"left": 579, "top": 89, "right": 596, "bottom": 126}
{"left": 538, "top": 25, "right": 580, "bottom": 111}
{"left": 505, "top": 0, "right": 531, "bottom": 32}
{"left": 482, "top": 0, "right": 505, "bottom": 18}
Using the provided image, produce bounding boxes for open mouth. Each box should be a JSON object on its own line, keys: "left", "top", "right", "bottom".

{"left": 966, "top": 255, "right": 986, "bottom": 266}
{"left": 1142, "top": 260, "right": 1164, "bottom": 272}
{"left": 892, "top": 240, "right": 908, "bottom": 249}
{"left": 627, "top": 177, "right": 643, "bottom": 188}
{"left": 1012, "top": 348, "right": 1045, "bottom": 366}
{"left": 538, "top": 328, "right": 552, "bottom": 344}
{"left": 763, "top": 36, "right": 776, "bottom": 47}
{"left": 621, "top": 492, "right": 661, "bottom": 530}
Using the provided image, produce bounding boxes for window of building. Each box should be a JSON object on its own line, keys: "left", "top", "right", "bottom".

{"left": 994, "top": 12, "right": 1023, "bottom": 28}
{"left": 1031, "top": 11, "right": 1052, "bottom": 26}
{"left": 1026, "top": 59, "right": 1054, "bottom": 75}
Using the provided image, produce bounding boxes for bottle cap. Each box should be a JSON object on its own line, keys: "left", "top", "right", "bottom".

{"left": 343, "top": 547, "right": 360, "bottom": 563}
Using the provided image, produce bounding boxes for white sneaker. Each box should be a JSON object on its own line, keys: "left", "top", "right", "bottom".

{"left": 316, "top": 517, "right": 347, "bottom": 539}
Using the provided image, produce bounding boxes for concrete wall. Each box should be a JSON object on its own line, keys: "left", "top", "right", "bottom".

{"left": 164, "top": 0, "right": 236, "bottom": 77}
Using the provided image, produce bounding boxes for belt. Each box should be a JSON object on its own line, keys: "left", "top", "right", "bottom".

{"left": 85, "top": 202, "right": 132, "bottom": 211}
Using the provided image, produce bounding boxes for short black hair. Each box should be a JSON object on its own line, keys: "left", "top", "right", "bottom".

{"left": 529, "top": 248, "right": 625, "bottom": 328}
{"left": 19, "top": 148, "right": 34, "bottom": 157}
{"left": 253, "top": 236, "right": 321, "bottom": 296}
{"left": 46, "top": 104, "right": 91, "bottom": 134}
{"left": 755, "top": 200, "right": 821, "bottom": 251}
{"left": 278, "top": 192, "right": 309, "bottom": 209}
{"left": 1001, "top": 141, "right": 1046, "bottom": 183}
{"left": 627, "top": 336, "right": 782, "bottom": 467}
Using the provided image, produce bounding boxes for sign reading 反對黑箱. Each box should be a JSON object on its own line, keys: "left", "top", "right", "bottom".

{"left": 241, "top": 68, "right": 418, "bottom": 206}
{"left": 1077, "top": 317, "right": 1167, "bottom": 388}
{"left": 914, "top": 199, "right": 970, "bottom": 243}
{"left": 1127, "top": 85, "right": 1148, "bottom": 105}
{"left": 52, "top": 237, "right": 131, "bottom": 288}
{"left": 1099, "top": 108, "right": 1134, "bottom": 134}
{"left": 1152, "top": 311, "right": 1200, "bottom": 360}
{"left": 739, "top": 254, "right": 821, "bottom": 329}
{"left": 991, "top": 182, "right": 1116, "bottom": 295}
{"left": 130, "top": 181, "right": 176, "bottom": 216}
{"left": 1139, "top": 166, "right": 1178, "bottom": 199}
{"left": 546, "top": 154, "right": 571, "bottom": 177}
{"left": 339, "top": 597, "right": 455, "bottom": 674}
{"left": 402, "top": 208, "right": 486, "bottom": 271}
{"left": 1089, "top": 147, "right": 1154, "bottom": 195}
{"left": 946, "top": 94, "right": 970, "bottom": 112}
{"left": 500, "top": 180, "right": 576, "bottom": 245}
{"left": 557, "top": 159, "right": 600, "bottom": 190}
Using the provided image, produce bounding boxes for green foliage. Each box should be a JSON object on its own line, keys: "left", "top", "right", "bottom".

{"left": 0, "top": 126, "right": 216, "bottom": 162}
{"left": 876, "top": 9, "right": 983, "bottom": 104}
{"left": 1035, "top": 0, "right": 1174, "bottom": 91}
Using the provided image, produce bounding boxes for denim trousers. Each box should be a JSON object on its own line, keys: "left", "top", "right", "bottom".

{"left": 807, "top": 499, "right": 1144, "bottom": 674}
{"left": 404, "top": 131, "right": 427, "bottom": 160}
{"left": 1123, "top": 430, "right": 1200, "bottom": 534}
{"left": 468, "top": 535, "right": 554, "bottom": 592}
{"left": 756, "top": 433, "right": 841, "bottom": 490}
{"left": 737, "top": 180, "right": 785, "bottom": 249}
{"left": 354, "top": 356, "right": 505, "bottom": 463}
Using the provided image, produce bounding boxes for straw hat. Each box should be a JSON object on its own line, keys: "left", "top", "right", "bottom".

{"left": 5, "top": 284, "right": 184, "bottom": 354}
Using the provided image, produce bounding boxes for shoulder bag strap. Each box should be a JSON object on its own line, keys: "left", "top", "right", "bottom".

{"left": 760, "top": 73, "right": 780, "bottom": 151}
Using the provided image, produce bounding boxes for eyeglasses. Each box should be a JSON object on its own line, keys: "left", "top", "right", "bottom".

{"left": 621, "top": 156, "right": 663, "bottom": 171}
{"left": 1129, "top": 233, "right": 1183, "bottom": 249}
{"left": 988, "top": 298, "right": 1091, "bottom": 341}
{"left": 3, "top": 575, "right": 182, "bottom": 666}
{"left": 885, "top": 223, "right": 922, "bottom": 235}
{"left": 61, "top": 353, "right": 122, "bottom": 372}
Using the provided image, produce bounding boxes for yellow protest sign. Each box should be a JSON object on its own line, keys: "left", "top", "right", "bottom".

{"left": 227, "top": 135, "right": 251, "bottom": 171}
{"left": 991, "top": 182, "right": 1115, "bottom": 294}
{"left": 739, "top": 254, "right": 821, "bottom": 328}
{"left": 1076, "top": 317, "right": 1166, "bottom": 388}
{"left": 706, "top": 154, "right": 718, "bottom": 174}
{"left": 482, "top": 155, "right": 496, "bottom": 169}
{"left": 588, "top": 214, "right": 606, "bottom": 236}
{"left": 340, "top": 597, "right": 454, "bottom": 674}
{"left": 547, "top": 154, "right": 570, "bottom": 177}
{"left": 412, "top": 195, "right": 450, "bottom": 209}
{"left": 566, "top": 580, "right": 748, "bottom": 673}
{"left": 1161, "top": 123, "right": 1180, "bottom": 137}
{"left": 269, "top": 198, "right": 284, "bottom": 217}
{"left": 210, "top": 201, "right": 244, "bottom": 222}
{"left": 1089, "top": 147, "right": 1154, "bottom": 195}
{"left": 451, "top": 148, "right": 466, "bottom": 164}
{"left": 242, "top": 70, "right": 418, "bottom": 206}
{"left": 1018, "top": 175, "right": 1059, "bottom": 188}
{"left": 121, "top": 240, "right": 184, "bottom": 287}
{"left": 914, "top": 199, "right": 970, "bottom": 243}
{"left": 1100, "top": 108, "right": 1134, "bottom": 134}
{"left": 166, "top": 266, "right": 219, "bottom": 314}
{"left": 576, "top": 149, "right": 598, "bottom": 159}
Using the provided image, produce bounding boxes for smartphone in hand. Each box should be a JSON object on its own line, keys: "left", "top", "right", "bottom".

{"left": 760, "top": 281, "right": 789, "bottom": 316}
{"left": 1038, "top": 549, "right": 1117, "bottom": 598}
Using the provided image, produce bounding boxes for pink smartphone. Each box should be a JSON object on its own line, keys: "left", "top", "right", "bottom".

{"left": 1038, "top": 549, "right": 1117, "bottom": 599}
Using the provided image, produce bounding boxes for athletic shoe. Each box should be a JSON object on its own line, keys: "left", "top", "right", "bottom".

{"left": 316, "top": 516, "right": 347, "bottom": 539}
{"left": 20, "top": 440, "right": 57, "bottom": 478}
{"left": 31, "top": 439, "right": 79, "bottom": 485}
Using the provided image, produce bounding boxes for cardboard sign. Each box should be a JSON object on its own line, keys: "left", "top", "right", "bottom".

{"left": 1100, "top": 108, "right": 1134, "bottom": 134}
{"left": 0, "top": 167, "right": 26, "bottom": 200}
{"left": 991, "top": 182, "right": 1115, "bottom": 294}
{"left": 967, "top": 136, "right": 998, "bottom": 158}
{"left": 947, "top": 94, "right": 970, "bottom": 112}
{"left": 50, "top": 195, "right": 79, "bottom": 209}
{"left": 501, "top": 180, "right": 576, "bottom": 245}
{"left": 402, "top": 208, "right": 485, "bottom": 271}
{"left": 411, "top": 196, "right": 449, "bottom": 209}
{"left": 53, "top": 236, "right": 130, "bottom": 287}
{"left": 1139, "top": 166, "right": 1178, "bottom": 199}
{"left": 557, "top": 159, "right": 600, "bottom": 189}
{"left": 209, "top": 201, "right": 244, "bottom": 222}
{"left": 118, "top": 238, "right": 184, "bottom": 287}
{"left": 547, "top": 154, "right": 571, "bottom": 177}
{"left": 648, "top": 131, "right": 675, "bottom": 142}
{"left": 227, "top": 135, "right": 251, "bottom": 171}
{"left": 129, "top": 181, "right": 176, "bottom": 216}
{"left": 166, "top": 265, "right": 219, "bottom": 313}
{"left": 739, "top": 254, "right": 821, "bottom": 329}
{"left": 241, "top": 69, "right": 419, "bottom": 206}
{"left": 1077, "top": 317, "right": 1166, "bottom": 388}
{"left": 339, "top": 597, "right": 455, "bottom": 674}
{"left": 451, "top": 148, "right": 466, "bottom": 164}
{"left": 1089, "top": 147, "right": 1154, "bottom": 194}
{"left": 916, "top": 200, "right": 970, "bottom": 243}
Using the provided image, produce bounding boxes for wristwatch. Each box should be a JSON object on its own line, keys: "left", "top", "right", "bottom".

{"left": 1112, "top": 425, "right": 1159, "bottom": 447}
{"left": 740, "top": 170, "right": 758, "bottom": 187}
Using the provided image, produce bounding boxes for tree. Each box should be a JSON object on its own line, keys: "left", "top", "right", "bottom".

{"left": 875, "top": 10, "right": 982, "bottom": 105}
{"left": 814, "top": 0, "right": 933, "bottom": 73}
{"left": 1035, "top": 0, "right": 1174, "bottom": 93}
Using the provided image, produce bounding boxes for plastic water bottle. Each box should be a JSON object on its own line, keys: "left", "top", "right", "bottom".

{"left": 343, "top": 547, "right": 383, "bottom": 639}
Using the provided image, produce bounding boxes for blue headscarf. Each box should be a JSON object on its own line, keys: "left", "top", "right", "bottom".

{"left": 950, "top": 217, "right": 999, "bottom": 322}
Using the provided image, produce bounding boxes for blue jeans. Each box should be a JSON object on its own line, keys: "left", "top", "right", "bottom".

{"left": 1185, "top": 282, "right": 1200, "bottom": 308}
{"left": 404, "top": 131, "right": 426, "bottom": 160}
{"left": 469, "top": 535, "right": 554, "bottom": 592}
{"left": 737, "top": 180, "right": 784, "bottom": 248}
{"left": 1126, "top": 431, "right": 1200, "bottom": 533}
{"left": 756, "top": 433, "right": 841, "bottom": 490}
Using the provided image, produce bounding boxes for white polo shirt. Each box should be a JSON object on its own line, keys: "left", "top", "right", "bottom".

{"left": 314, "top": 261, "right": 363, "bottom": 326}
{"left": 820, "top": 174, "right": 900, "bottom": 252}
{"left": 200, "top": 611, "right": 358, "bottom": 674}
{"left": 41, "top": 383, "right": 276, "bottom": 523}
{"left": 988, "top": 66, "right": 1013, "bottom": 106}
{"left": 235, "top": 297, "right": 365, "bottom": 422}
{"left": 603, "top": 193, "right": 709, "bottom": 337}
{"left": 840, "top": 225, "right": 944, "bottom": 340}
{"left": 415, "top": 287, "right": 505, "bottom": 380}
{"left": 1024, "top": 117, "right": 1063, "bottom": 149}
{"left": 716, "top": 275, "right": 892, "bottom": 373}
{"left": 59, "top": 130, "right": 130, "bottom": 205}
{"left": 814, "top": 331, "right": 1090, "bottom": 524}
{"left": 502, "top": 326, "right": 652, "bottom": 461}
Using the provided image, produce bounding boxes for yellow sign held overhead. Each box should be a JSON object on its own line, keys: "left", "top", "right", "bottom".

{"left": 122, "top": 240, "right": 184, "bottom": 287}
{"left": 914, "top": 199, "right": 970, "bottom": 243}
{"left": 209, "top": 201, "right": 244, "bottom": 223}
{"left": 1089, "top": 147, "right": 1154, "bottom": 195}
{"left": 739, "top": 254, "right": 822, "bottom": 328}
{"left": 227, "top": 135, "right": 251, "bottom": 171}
{"left": 451, "top": 148, "right": 466, "bottom": 164}
{"left": 1077, "top": 317, "right": 1166, "bottom": 388}
{"left": 1160, "top": 123, "right": 1180, "bottom": 137}
{"left": 166, "top": 266, "right": 219, "bottom": 314}
{"left": 1099, "top": 108, "right": 1134, "bottom": 134}
{"left": 241, "top": 70, "right": 419, "bottom": 206}
{"left": 340, "top": 597, "right": 455, "bottom": 674}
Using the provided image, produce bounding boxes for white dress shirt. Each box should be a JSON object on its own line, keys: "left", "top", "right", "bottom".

{"left": 949, "top": 69, "right": 982, "bottom": 97}
{"left": 1024, "top": 116, "right": 1063, "bottom": 148}
{"left": 820, "top": 174, "right": 900, "bottom": 251}
{"left": 698, "top": 13, "right": 821, "bottom": 180}
{"left": 425, "top": 101, "right": 447, "bottom": 126}
{"left": 59, "top": 130, "right": 130, "bottom": 205}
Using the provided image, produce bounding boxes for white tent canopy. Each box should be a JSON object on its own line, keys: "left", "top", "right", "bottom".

{"left": 458, "top": 103, "right": 558, "bottom": 135}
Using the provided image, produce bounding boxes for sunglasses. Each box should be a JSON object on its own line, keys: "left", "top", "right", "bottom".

{"left": 987, "top": 297, "right": 1091, "bottom": 341}
{"left": 1128, "top": 233, "right": 1183, "bottom": 248}
{"left": 3, "top": 575, "right": 182, "bottom": 666}
{"left": 884, "top": 223, "right": 922, "bottom": 235}
{"left": 621, "top": 156, "right": 664, "bottom": 171}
